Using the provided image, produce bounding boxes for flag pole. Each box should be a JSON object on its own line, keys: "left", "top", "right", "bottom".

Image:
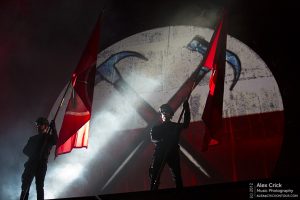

{"left": 37, "top": 80, "right": 72, "bottom": 161}
{"left": 177, "top": 64, "right": 209, "bottom": 123}
{"left": 55, "top": 10, "right": 103, "bottom": 156}
{"left": 52, "top": 10, "right": 103, "bottom": 125}
{"left": 52, "top": 10, "right": 104, "bottom": 122}
{"left": 52, "top": 80, "right": 72, "bottom": 121}
{"left": 177, "top": 81, "right": 196, "bottom": 123}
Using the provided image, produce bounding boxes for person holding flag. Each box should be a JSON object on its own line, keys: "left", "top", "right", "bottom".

{"left": 149, "top": 100, "right": 190, "bottom": 190}
{"left": 20, "top": 117, "right": 57, "bottom": 200}
{"left": 19, "top": 12, "right": 101, "bottom": 199}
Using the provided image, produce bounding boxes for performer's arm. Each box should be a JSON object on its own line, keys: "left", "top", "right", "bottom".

{"left": 23, "top": 138, "right": 33, "bottom": 157}
{"left": 49, "top": 120, "right": 58, "bottom": 145}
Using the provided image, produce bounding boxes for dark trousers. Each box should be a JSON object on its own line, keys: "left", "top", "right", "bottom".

{"left": 149, "top": 148, "right": 183, "bottom": 190}
{"left": 20, "top": 160, "right": 47, "bottom": 200}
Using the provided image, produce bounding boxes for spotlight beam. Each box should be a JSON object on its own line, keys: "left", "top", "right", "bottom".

{"left": 101, "top": 141, "right": 145, "bottom": 191}
{"left": 179, "top": 145, "right": 211, "bottom": 177}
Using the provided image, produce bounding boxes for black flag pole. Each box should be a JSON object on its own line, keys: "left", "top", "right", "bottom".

{"left": 52, "top": 80, "right": 72, "bottom": 121}
{"left": 46, "top": 11, "right": 102, "bottom": 160}
{"left": 177, "top": 81, "right": 196, "bottom": 123}
{"left": 177, "top": 63, "right": 211, "bottom": 123}
{"left": 38, "top": 80, "right": 72, "bottom": 162}
{"left": 52, "top": 9, "right": 105, "bottom": 123}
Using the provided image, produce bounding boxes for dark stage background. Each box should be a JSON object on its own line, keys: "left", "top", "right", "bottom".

{"left": 0, "top": 0, "right": 298, "bottom": 199}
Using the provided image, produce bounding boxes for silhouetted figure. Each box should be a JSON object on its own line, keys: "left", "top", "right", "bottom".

{"left": 20, "top": 117, "right": 57, "bottom": 200}
{"left": 149, "top": 100, "right": 190, "bottom": 190}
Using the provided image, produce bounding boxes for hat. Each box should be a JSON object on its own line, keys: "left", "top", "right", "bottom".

{"left": 35, "top": 117, "right": 49, "bottom": 126}
{"left": 159, "top": 104, "right": 174, "bottom": 116}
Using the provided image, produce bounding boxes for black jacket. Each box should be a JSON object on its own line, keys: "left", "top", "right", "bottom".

{"left": 23, "top": 129, "right": 57, "bottom": 161}
{"left": 150, "top": 106, "right": 190, "bottom": 152}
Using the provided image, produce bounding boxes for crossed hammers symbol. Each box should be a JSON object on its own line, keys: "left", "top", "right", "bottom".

{"left": 95, "top": 37, "right": 241, "bottom": 123}
{"left": 95, "top": 37, "right": 241, "bottom": 190}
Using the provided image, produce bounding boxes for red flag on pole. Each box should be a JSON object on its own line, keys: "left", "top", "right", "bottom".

{"left": 55, "top": 17, "right": 100, "bottom": 156}
{"left": 201, "top": 11, "right": 227, "bottom": 151}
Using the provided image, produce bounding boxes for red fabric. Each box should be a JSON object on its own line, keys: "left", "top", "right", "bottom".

{"left": 56, "top": 17, "right": 100, "bottom": 156}
{"left": 202, "top": 12, "right": 227, "bottom": 138}
{"left": 201, "top": 17, "right": 223, "bottom": 71}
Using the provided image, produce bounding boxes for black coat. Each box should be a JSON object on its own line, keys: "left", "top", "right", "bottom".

{"left": 150, "top": 106, "right": 190, "bottom": 153}
{"left": 23, "top": 130, "right": 57, "bottom": 161}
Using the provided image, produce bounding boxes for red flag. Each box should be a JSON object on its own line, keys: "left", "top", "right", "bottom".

{"left": 201, "top": 11, "right": 227, "bottom": 150}
{"left": 55, "top": 17, "right": 100, "bottom": 156}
